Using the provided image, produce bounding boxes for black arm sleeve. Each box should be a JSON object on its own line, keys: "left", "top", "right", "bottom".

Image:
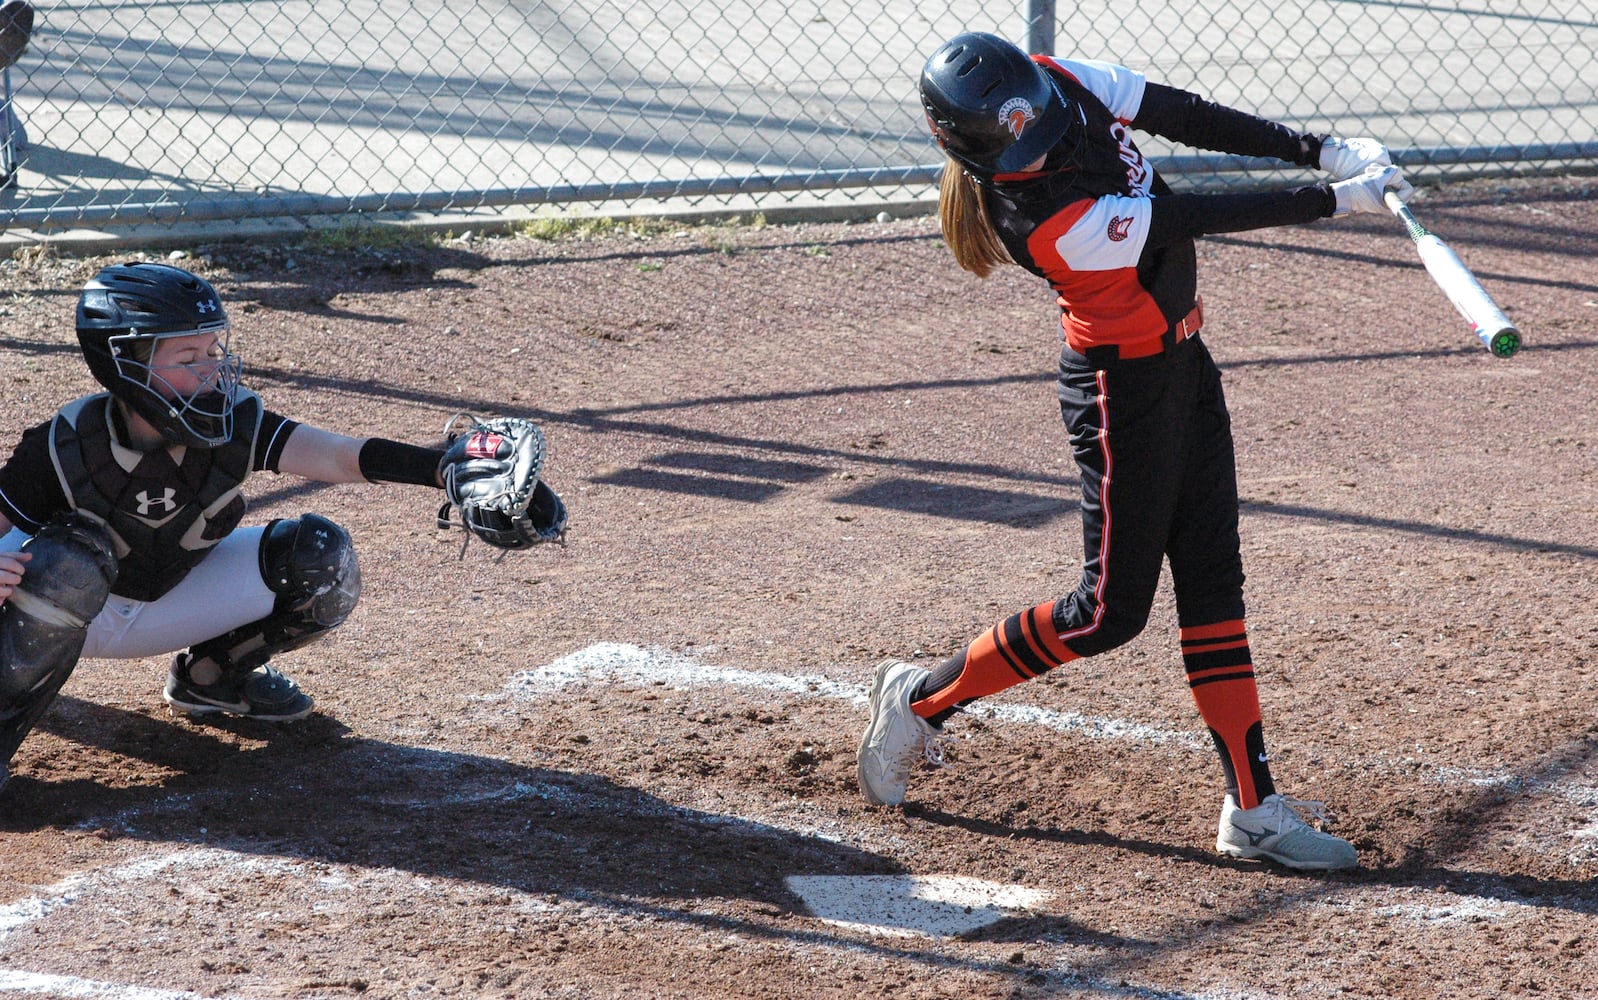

{"left": 0, "top": 421, "right": 69, "bottom": 532}
{"left": 254, "top": 411, "right": 301, "bottom": 473}
{"left": 358, "top": 438, "right": 446, "bottom": 487}
{"left": 1134, "top": 82, "right": 1324, "bottom": 166}
{"left": 1146, "top": 186, "right": 1338, "bottom": 248}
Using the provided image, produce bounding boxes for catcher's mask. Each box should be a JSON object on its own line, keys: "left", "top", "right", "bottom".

{"left": 76, "top": 262, "right": 242, "bottom": 449}
{"left": 919, "top": 32, "right": 1086, "bottom": 182}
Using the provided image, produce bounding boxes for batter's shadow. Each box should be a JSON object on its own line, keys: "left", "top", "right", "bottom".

{"left": 6, "top": 696, "right": 896, "bottom": 909}
{"left": 1, "top": 696, "right": 1149, "bottom": 976}
{"left": 906, "top": 802, "right": 1224, "bottom": 868}
{"left": 906, "top": 798, "right": 1598, "bottom": 918}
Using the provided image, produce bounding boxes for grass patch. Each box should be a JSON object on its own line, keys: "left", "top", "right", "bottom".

{"left": 515, "top": 212, "right": 767, "bottom": 243}
{"left": 302, "top": 220, "right": 440, "bottom": 253}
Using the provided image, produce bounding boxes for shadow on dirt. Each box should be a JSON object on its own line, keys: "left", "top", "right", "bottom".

{"left": 5, "top": 696, "right": 894, "bottom": 911}
{"left": 1, "top": 697, "right": 1153, "bottom": 980}
{"left": 909, "top": 784, "right": 1598, "bottom": 919}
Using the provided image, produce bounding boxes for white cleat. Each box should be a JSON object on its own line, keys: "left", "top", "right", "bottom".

{"left": 1217, "top": 793, "right": 1358, "bottom": 871}
{"left": 856, "top": 658, "right": 947, "bottom": 807}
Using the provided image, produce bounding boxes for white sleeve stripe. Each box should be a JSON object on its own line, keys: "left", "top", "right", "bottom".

{"left": 260, "top": 418, "right": 295, "bottom": 469}
{"left": 0, "top": 483, "right": 41, "bottom": 530}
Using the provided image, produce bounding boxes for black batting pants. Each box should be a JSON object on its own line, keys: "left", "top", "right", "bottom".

{"left": 1052, "top": 333, "right": 1247, "bottom": 656}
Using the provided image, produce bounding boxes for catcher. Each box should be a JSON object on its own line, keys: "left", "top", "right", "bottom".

{"left": 0, "top": 262, "right": 564, "bottom": 793}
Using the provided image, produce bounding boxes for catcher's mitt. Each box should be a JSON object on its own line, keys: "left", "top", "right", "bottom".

{"left": 436, "top": 414, "right": 567, "bottom": 551}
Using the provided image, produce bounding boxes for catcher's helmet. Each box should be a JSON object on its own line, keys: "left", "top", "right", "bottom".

{"left": 76, "top": 262, "right": 242, "bottom": 449}
{"left": 920, "top": 32, "right": 1084, "bottom": 180}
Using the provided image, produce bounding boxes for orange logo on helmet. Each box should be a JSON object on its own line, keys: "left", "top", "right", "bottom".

{"left": 998, "top": 97, "right": 1036, "bottom": 140}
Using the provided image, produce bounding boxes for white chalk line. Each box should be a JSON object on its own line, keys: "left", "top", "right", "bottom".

{"left": 0, "top": 849, "right": 1227, "bottom": 1000}
{"left": 504, "top": 641, "right": 1205, "bottom": 748}
{"left": 0, "top": 850, "right": 324, "bottom": 999}
{"left": 0, "top": 970, "right": 208, "bottom": 999}
{"left": 505, "top": 643, "right": 1598, "bottom": 822}
{"left": 6, "top": 644, "right": 1590, "bottom": 996}
{"left": 0, "top": 854, "right": 1526, "bottom": 1000}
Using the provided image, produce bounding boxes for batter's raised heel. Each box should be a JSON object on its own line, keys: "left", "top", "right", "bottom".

{"left": 856, "top": 658, "right": 951, "bottom": 807}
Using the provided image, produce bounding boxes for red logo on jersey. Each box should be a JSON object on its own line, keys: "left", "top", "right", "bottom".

{"left": 998, "top": 97, "right": 1036, "bottom": 140}
{"left": 465, "top": 431, "right": 506, "bottom": 459}
{"left": 1107, "top": 216, "right": 1135, "bottom": 241}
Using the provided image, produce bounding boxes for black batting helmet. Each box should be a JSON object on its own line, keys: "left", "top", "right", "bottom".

{"left": 920, "top": 32, "right": 1084, "bottom": 180}
{"left": 76, "top": 262, "right": 241, "bottom": 449}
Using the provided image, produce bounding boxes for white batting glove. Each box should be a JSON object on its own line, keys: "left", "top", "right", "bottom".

{"left": 1319, "top": 136, "right": 1392, "bottom": 181}
{"left": 1331, "top": 163, "right": 1415, "bottom": 217}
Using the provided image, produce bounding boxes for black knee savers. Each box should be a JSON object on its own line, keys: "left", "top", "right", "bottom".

{"left": 188, "top": 514, "right": 361, "bottom": 680}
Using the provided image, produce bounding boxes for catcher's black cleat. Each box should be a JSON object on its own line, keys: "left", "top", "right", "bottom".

{"left": 0, "top": 0, "right": 33, "bottom": 70}
{"left": 163, "top": 654, "right": 314, "bottom": 722}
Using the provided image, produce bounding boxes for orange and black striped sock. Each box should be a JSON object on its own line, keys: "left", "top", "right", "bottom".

{"left": 1182, "top": 619, "right": 1276, "bottom": 809}
{"left": 911, "top": 601, "right": 1080, "bottom": 722}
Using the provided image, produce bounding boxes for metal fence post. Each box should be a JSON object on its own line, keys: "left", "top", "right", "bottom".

{"left": 1027, "top": 0, "right": 1056, "bottom": 54}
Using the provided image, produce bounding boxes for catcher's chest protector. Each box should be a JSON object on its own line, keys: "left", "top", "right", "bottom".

{"left": 48, "top": 392, "right": 260, "bottom": 600}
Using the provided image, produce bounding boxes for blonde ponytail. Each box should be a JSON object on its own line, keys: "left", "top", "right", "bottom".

{"left": 937, "top": 157, "right": 1013, "bottom": 278}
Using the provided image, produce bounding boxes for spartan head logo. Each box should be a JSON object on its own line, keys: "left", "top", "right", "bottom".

{"left": 997, "top": 97, "right": 1036, "bottom": 141}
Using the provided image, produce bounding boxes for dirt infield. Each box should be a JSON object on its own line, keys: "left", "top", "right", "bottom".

{"left": 1, "top": 175, "right": 1595, "bottom": 999}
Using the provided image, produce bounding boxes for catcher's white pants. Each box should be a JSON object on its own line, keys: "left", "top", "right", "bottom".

{"left": 0, "top": 525, "right": 275, "bottom": 659}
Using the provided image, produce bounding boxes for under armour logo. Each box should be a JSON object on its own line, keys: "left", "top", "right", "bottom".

{"left": 196, "top": 298, "right": 218, "bottom": 314}
{"left": 135, "top": 488, "right": 178, "bottom": 516}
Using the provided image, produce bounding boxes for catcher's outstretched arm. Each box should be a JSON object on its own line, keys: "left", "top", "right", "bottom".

{"left": 277, "top": 423, "right": 446, "bottom": 487}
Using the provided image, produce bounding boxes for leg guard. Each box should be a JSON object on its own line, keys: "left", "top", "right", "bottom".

{"left": 185, "top": 513, "right": 361, "bottom": 683}
{"left": 0, "top": 515, "right": 118, "bottom": 766}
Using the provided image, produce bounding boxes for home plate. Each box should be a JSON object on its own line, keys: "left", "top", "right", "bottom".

{"left": 784, "top": 875, "right": 1052, "bottom": 938}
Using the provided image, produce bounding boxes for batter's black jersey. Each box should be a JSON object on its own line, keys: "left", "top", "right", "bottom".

{"left": 0, "top": 389, "right": 299, "bottom": 599}
{"left": 985, "top": 56, "right": 1338, "bottom": 351}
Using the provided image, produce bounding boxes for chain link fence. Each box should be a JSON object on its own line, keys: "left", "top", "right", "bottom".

{"left": 1, "top": 0, "right": 1594, "bottom": 237}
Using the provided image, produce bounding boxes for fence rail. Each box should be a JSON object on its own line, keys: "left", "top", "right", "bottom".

{"left": 1, "top": 0, "right": 1594, "bottom": 236}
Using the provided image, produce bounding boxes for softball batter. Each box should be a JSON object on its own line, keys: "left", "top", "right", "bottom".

{"left": 857, "top": 32, "right": 1413, "bottom": 870}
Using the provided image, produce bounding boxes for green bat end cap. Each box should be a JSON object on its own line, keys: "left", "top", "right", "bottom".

{"left": 1490, "top": 329, "right": 1522, "bottom": 358}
